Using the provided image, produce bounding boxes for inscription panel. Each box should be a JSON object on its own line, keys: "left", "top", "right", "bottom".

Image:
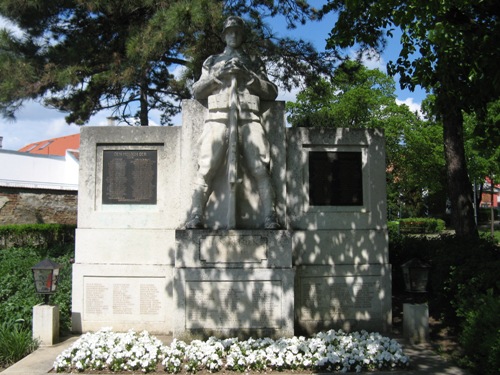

{"left": 185, "top": 281, "right": 281, "bottom": 329}
{"left": 199, "top": 235, "right": 267, "bottom": 263}
{"left": 299, "top": 277, "right": 379, "bottom": 321}
{"left": 309, "top": 151, "right": 363, "bottom": 206}
{"left": 102, "top": 150, "right": 157, "bottom": 204}
{"left": 84, "top": 277, "right": 164, "bottom": 322}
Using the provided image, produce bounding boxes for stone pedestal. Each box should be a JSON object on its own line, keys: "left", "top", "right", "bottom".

{"left": 72, "top": 105, "right": 392, "bottom": 337}
{"left": 403, "top": 303, "right": 429, "bottom": 344}
{"left": 33, "top": 304, "right": 59, "bottom": 346}
{"left": 174, "top": 230, "right": 294, "bottom": 339}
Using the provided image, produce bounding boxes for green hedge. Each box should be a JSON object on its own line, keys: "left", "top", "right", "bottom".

{"left": 0, "top": 224, "right": 75, "bottom": 252}
{"left": 390, "top": 217, "right": 446, "bottom": 234}
{"left": 389, "top": 233, "right": 500, "bottom": 374}
{"left": 477, "top": 207, "right": 499, "bottom": 223}
{"left": 0, "top": 225, "right": 74, "bottom": 368}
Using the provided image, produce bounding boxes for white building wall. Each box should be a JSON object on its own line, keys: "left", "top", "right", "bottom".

{"left": 0, "top": 149, "right": 79, "bottom": 190}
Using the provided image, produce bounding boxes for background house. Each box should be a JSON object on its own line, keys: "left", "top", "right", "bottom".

{"left": 0, "top": 134, "right": 80, "bottom": 225}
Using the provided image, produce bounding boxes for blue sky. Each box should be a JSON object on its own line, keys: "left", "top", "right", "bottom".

{"left": 0, "top": 6, "right": 426, "bottom": 151}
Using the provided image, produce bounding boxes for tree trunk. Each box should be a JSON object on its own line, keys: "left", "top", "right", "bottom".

{"left": 442, "top": 105, "right": 478, "bottom": 238}
{"left": 139, "top": 79, "right": 149, "bottom": 126}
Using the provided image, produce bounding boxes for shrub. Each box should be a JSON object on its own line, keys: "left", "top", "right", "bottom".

{"left": 389, "top": 232, "right": 500, "bottom": 373}
{"left": 387, "top": 221, "right": 400, "bottom": 237}
{"left": 0, "top": 224, "right": 74, "bottom": 369}
{"left": 0, "top": 247, "right": 41, "bottom": 326}
{"left": 477, "top": 207, "right": 499, "bottom": 223}
{"left": 0, "top": 320, "right": 38, "bottom": 367}
{"left": 459, "top": 291, "right": 500, "bottom": 375}
{"left": 391, "top": 218, "right": 446, "bottom": 234}
{"left": 0, "top": 245, "right": 74, "bottom": 335}
{"left": 435, "top": 235, "right": 500, "bottom": 328}
{"left": 0, "top": 224, "right": 75, "bottom": 253}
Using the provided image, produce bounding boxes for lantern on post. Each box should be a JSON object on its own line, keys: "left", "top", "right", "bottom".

{"left": 401, "top": 258, "right": 431, "bottom": 293}
{"left": 31, "top": 259, "right": 61, "bottom": 304}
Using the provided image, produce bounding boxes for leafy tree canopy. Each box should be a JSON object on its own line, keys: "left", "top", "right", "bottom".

{"left": 286, "top": 61, "right": 447, "bottom": 218}
{"left": 321, "top": 0, "right": 500, "bottom": 117}
{"left": 287, "top": 60, "right": 397, "bottom": 128}
{"left": 319, "top": 0, "right": 500, "bottom": 237}
{"left": 0, "top": 0, "right": 333, "bottom": 125}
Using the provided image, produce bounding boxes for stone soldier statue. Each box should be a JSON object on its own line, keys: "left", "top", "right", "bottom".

{"left": 186, "top": 16, "right": 280, "bottom": 229}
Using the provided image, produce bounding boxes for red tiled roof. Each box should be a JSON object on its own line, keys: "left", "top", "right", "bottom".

{"left": 18, "top": 133, "right": 80, "bottom": 156}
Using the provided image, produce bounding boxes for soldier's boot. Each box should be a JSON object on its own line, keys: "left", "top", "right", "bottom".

{"left": 185, "top": 183, "right": 210, "bottom": 229}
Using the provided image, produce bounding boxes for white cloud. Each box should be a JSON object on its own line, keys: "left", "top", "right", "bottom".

{"left": 396, "top": 97, "right": 423, "bottom": 117}
{"left": 277, "top": 86, "right": 300, "bottom": 103}
{"left": 349, "top": 48, "right": 387, "bottom": 72}
{"left": 0, "top": 15, "right": 24, "bottom": 38}
{"left": 0, "top": 116, "right": 81, "bottom": 151}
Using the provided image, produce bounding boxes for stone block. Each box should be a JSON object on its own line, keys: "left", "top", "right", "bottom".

{"left": 295, "top": 264, "right": 392, "bottom": 334}
{"left": 403, "top": 303, "right": 429, "bottom": 344}
{"left": 75, "top": 228, "right": 176, "bottom": 265}
{"left": 173, "top": 268, "right": 295, "bottom": 339}
{"left": 175, "top": 229, "right": 292, "bottom": 268}
{"left": 77, "top": 126, "right": 182, "bottom": 230}
{"left": 179, "top": 100, "right": 286, "bottom": 229}
{"left": 71, "top": 263, "right": 174, "bottom": 334}
{"left": 292, "top": 229, "right": 389, "bottom": 265}
{"left": 286, "top": 128, "right": 387, "bottom": 230}
{"left": 33, "top": 304, "right": 59, "bottom": 346}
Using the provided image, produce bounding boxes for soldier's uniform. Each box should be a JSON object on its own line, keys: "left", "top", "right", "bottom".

{"left": 186, "top": 16, "right": 279, "bottom": 229}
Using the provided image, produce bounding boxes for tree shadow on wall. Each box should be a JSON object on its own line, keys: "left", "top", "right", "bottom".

{"left": 166, "top": 101, "right": 391, "bottom": 339}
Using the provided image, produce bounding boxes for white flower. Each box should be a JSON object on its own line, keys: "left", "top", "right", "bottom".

{"left": 53, "top": 328, "right": 409, "bottom": 373}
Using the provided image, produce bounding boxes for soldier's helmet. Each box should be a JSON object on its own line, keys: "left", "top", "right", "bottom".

{"left": 222, "top": 16, "right": 246, "bottom": 35}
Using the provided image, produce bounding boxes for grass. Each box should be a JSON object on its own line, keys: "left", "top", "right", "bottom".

{"left": 0, "top": 321, "right": 39, "bottom": 368}
{"left": 479, "top": 229, "right": 500, "bottom": 244}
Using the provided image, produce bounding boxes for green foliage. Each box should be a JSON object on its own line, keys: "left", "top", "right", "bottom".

{"left": 321, "top": 0, "right": 500, "bottom": 114}
{"left": 0, "top": 224, "right": 75, "bottom": 253}
{"left": 389, "top": 233, "right": 499, "bottom": 317}
{"left": 389, "top": 233, "right": 500, "bottom": 373}
{"left": 465, "top": 102, "right": 500, "bottom": 182}
{"left": 387, "top": 221, "right": 400, "bottom": 238}
{"left": 0, "top": 247, "right": 73, "bottom": 370}
{"left": 0, "top": 321, "right": 38, "bottom": 367}
{"left": 0, "top": 234, "right": 74, "bottom": 334}
{"left": 286, "top": 60, "right": 398, "bottom": 128}
{"left": 50, "top": 251, "right": 74, "bottom": 335}
{"left": 477, "top": 207, "right": 499, "bottom": 223}
{"left": 0, "top": 247, "right": 42, "bottom": 326}
{"left": 394, "top": 218, "right": 446, "bottom": 234}
{"left": 0, "top": 225, "right": 74, "bottom": 368}
{"left": 320, "top": 0, "right": 500, "bottom": 237}
{"left": 286, "top": 62, "right": 448, "bottom": 219}
{"left": 439, "top": 236, "right": 500, "bottom": 326}
{"left": 458, "top": 291, "right": 500, "bottom": 375}
{"left": 0, "top": 0, "right": 330, "bottom": 125}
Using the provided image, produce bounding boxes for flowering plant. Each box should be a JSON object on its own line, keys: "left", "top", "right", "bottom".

{"left": 53, "top": 328, "right": 165, "bottom": 373}
{"left": 54, "top": 328, "right": 409, "bottom": 373}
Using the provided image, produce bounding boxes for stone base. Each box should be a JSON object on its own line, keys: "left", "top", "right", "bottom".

{"left": 175, "top": 229, "right": 292, "bottom": 268}
{"left": 71, "top": 263, "right": 174, "bottom": 334}
{"left": 403, "top": 303, "right": 429, "bottom": 344}
{"left": 33, "top": 304, "right": 59, "bottom": 346}
{"left": 173, "top": 268, "right": 295, "bottom": 339}
{"left": 295, "top": 265, "right": 392, "bottom": 334}
{"left": 174, "top": 229, "right": 294, "bottom": 339}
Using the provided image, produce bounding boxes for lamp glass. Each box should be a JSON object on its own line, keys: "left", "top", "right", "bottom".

{"left": 32, "top": 259, "right": 61, "bottom": 295}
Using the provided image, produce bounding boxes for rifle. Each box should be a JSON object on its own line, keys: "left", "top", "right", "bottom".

{"left": 227, "top": 75, "right": 239, "bottom": 229}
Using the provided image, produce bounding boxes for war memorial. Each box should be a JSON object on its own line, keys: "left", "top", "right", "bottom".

{"left": 71, "top": 16, "right": 391, "bottom": 339}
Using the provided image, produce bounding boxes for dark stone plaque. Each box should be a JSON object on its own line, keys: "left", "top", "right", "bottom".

{"left": 309, "top": 151, "right": 363, "bottom": 206}
{"left": 102, "top": 150, "right": 157, "bottom": 204}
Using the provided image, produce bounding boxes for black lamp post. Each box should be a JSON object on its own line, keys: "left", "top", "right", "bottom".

{"left": 401, "top": 258, "right": 431, "bottom": 293}
{"left": 31, "top": 259, "right": 61, "bottom": 305}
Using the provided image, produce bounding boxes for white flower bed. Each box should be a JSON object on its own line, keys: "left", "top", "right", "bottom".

{"left": 54, "top": 328, "right": 409, "bottom": 373}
